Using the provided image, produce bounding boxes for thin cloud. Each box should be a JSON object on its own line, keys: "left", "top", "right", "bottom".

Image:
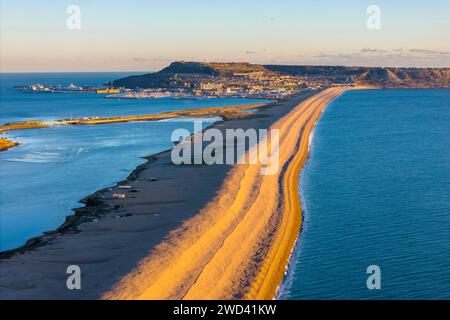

{"left": 361, "top": 48, "right": 389, "bottom": 53}
{"left": 133, "top": 57, "right": 149, "bottom": 62}
{"left": 314, "top": 53, "right": 357, "bottom": 59}
{"left": 306, "top": 49, "right": 450, "bottom": 67}
{"left": 410, "top": 49, "right": 450, "bottom": 55}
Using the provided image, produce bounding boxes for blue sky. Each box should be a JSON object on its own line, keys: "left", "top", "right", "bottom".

{"left": 1, "top": 0, "right": 449, "bottom": 71}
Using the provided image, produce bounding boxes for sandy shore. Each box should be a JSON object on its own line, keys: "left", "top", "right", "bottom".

{"left": 103, "top": 88, "right": 350, "bottom": 300}
{"left": 0, "top": 88, "right": 354, "bottom": 299}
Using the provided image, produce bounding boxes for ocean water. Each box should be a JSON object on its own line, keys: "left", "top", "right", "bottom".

{"left": 0, "top": 73, "right": 263, "bottom": 124}
{"left": 280, "top": 89, "right": 450, "bottom": 300}
{"left": 0, "top": 73, "right": 267, "bottom": 251}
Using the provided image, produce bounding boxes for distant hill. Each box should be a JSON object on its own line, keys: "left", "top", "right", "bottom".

{"left": 265, "top": 65, "right": 450, "bottom": 88}
{"left": 354, "top": 67, "right": 450, "bottom": 87}
{"left": 112, "top": 61, "right": 450, "bottom": 89}
{"left": 264, "top": 65, "right": 366, "bottom": 77}
{"left": 111, "top": 61, "right": 274, "bottom": 89}
{"left": 206, "top": 62, "right": 273, "bottom": 75}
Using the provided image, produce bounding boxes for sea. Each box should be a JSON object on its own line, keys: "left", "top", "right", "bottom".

{"left": 0, "top": 72, "right": 268, "bottom": 251}
{"left": 279, "top": 89, "right": 450, "bottom": 300}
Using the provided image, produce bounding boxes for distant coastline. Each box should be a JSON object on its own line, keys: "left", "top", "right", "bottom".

{"left": 113, "top": 61, "right": 450, "bottom": 90}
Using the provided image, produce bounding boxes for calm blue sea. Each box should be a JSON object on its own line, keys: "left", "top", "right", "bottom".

{"left": 280, "top": 89, "right": 450, "bottom": 300}
{"left": 0, "top": 73, "right": 268, "bottom": 251}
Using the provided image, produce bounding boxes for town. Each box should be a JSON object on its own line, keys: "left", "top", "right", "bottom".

{"left": 15, "top": 61, "right": 448, "bottom": 101}
{"left": 110, "top": 62, "right": 356, "bottom": 100}
{"left": 15, "top": 71, "right": 329, "bottom": 100}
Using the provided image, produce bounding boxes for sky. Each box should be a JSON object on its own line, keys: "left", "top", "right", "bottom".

{"left": 1, "top": 0, "right": 449, "bottom": 72}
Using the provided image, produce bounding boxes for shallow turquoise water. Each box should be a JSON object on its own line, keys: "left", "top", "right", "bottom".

{"left": 0, "top": 73, "right": 266, "bottom": 251}
{"left": 280, "top": 89, "right": 450, "bottom": 300}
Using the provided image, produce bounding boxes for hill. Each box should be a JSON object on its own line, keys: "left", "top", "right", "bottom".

{"left": 112, "top": 61, "right": 450, "bottom": 89}
{"left": 265, "top": 65, "right": 450, "bottom": 88}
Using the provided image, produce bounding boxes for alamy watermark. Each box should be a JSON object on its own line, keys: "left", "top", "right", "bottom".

{"left": 171, "top": 121, "right": 280, "bottom": 176}
{"left": 366, "top": 5, "right": 381, "bottom": 30}
{"left": 66, "top": 265, "right": 81, "bottom": 290}
{"left": 367, "top": 265, "right": 382, "bottom": 290}
{"left": 66, "top": 5, "right": 81, "bottom": 30}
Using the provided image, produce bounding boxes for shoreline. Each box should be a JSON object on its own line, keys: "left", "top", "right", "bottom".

{"left": 0, "top": 102, "right": 268, "bottom": 134}
{"left": 0, "top": 102, "right": 268, "bottom": 157}
{"left": 0, "top": 88, "right": 357, "bottom": 299}
{"left": 274, "top": 91, "right": 336, "bottom": 299}
{"left": 0, "top": 102, "right": 268, "bottom": 258}
{"left": 244, "top": 88, "right": 352, "bottom": 299}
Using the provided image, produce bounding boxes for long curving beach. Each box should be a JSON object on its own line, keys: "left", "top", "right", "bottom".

{"left": 103, "top": 88, "right": 350, "bottom": 300}
{"left": 0, "top": 88, "right": 353, "bottom": 300}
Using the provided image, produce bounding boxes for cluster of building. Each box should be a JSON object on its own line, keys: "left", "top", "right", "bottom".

{"left": 168, "top": 71, "right": 310, "bottom": 99}
{"left": 166, "top": 70, "right": 357, "bottom": 99}
{"left": 18, "top": 69, "right": 356, "bottom": 101}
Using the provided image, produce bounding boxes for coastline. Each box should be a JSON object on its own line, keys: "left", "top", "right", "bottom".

{"left": 0, "top": 88, "right": 356, "bottom": 300}
{"left": 274, "top": 91, "right": 336, "bottom": 299}
{"left": 274, "top": 88, "right": 450, "bottom": 300}
{"left": 0, "top": 102, "right": 268, "bottom": 133}
{"left": 0, "top": 101, "right": 269, "bottom": 257}
{"left": 244, "top": 88, "right": 351, "bottom": 299}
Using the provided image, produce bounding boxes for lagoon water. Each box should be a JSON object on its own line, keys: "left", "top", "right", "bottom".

{"left": 0, "top": 73, "right": 266, "bottom": 251}
{"left": 280, "top": 89, "right": 450, "bottom": 300}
